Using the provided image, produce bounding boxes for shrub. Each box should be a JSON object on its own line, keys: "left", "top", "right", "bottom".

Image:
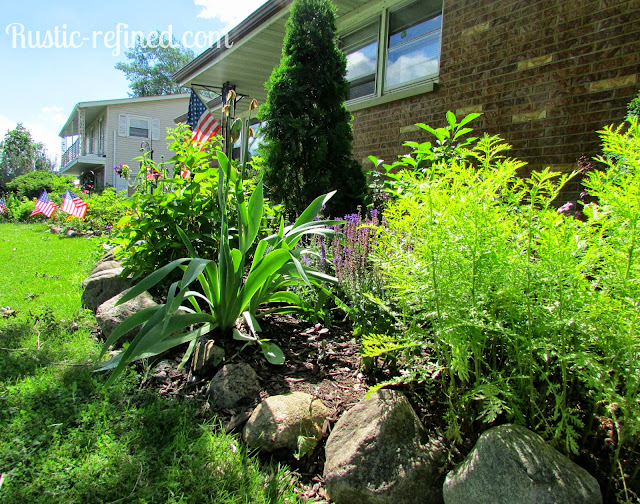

{"left": 63, "top": 188, "right": 128, "bottom": 233}
{"left": 364, "top": 113, "right": 639, "bottom": 502}
{"left": 259, "top": 0, "right": 367, "bottom": 218}
{"left": 108, "top": 124, "right": 229, "bottom": 280}
{"left": 7, "top": 171, "right": 74, "bottom": 200}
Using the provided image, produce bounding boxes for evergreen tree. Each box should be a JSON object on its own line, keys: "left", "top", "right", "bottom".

{"left": 259, "top": 0, "right": 367, "bottom": 218}
{"left": 115, "top": 34, "right": 194, "bottom": 97}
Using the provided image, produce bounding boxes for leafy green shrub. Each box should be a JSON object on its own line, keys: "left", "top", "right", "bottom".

{"left": 364, "top": 113, "right": 639, "bottom": 502}
{"left": 98, "top": 149, "right": 340, "bottom": 383}
{"left": 7, "top": 171, "right": 74, "bottom": 200}
{"left": 108, "top": 124, "right": 228, "bottom": 279}
{"left": 259, "top": 0, "right": 367, "bottom": 218}
{"left": 62, "top": 188, "right": 128, "bottom": 233}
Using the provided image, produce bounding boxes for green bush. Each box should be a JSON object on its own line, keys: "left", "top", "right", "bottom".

{"left": 108, "top": 124, "right": 229, "bottom": 279}
{"left": 7, "top": 171, "right": 74, "bottom": 200}
{"left": 62, "top": 188, "right": 128, "bottom": 233}
{"left": 364, "top": 113, "right": 639, "bottom": 502}
{"left": 259, "top": 0, "right": 367, "bottom": 218}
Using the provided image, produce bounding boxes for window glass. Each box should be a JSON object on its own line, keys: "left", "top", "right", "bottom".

{"left": 342, "top": 21, "right": 379, "bottom": 100}
{"left": 129, "top": 117, "right": 149, "bottom": 138}
{"left": 385, "top": 0, "right": 442, "bottom": 89}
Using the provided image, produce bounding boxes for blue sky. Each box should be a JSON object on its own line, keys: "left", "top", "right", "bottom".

{"left": 0, "top": 0, "right": 267, "bottom": 167}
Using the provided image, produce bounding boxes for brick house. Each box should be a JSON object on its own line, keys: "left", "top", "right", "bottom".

{"left": 174, "top": 0, "right": 640, "bottom": 200}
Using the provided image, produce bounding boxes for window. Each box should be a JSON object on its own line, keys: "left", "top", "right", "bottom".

{"left": 340, "top": 0, "right": 442, "bottom": 103}
{"left": 342, "top": 22, "right": 379, "bottom": 100}
{"left": 129, "top": 116, "right": 150, "bottom": 138}
{"left": 386, "top": 0, "right": 442, "bottom": 89}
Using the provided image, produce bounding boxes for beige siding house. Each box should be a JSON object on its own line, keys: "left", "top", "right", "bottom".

{"left": 58, "top": 94, "right": 190, "bottom": 193}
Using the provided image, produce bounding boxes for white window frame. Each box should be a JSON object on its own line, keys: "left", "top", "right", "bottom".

{"left": 340, "top": 0, "right": 443, "bottom": 110}
{"left": 128, "top": 115, "right": 150, "bottom": 139}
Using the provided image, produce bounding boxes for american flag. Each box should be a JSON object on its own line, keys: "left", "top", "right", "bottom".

{"left": 30, "top": 190, "right": 58, "bottom": 218}
{"left": 0, "top": 197, "right": 7, "bottom": 214}
{"left": 61, "top": 189, "right": 88, "bottom": 219}
{"left": 186, "top": 90, "right": 220, "bottom": 145}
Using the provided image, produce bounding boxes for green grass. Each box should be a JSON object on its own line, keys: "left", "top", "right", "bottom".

{"left": 0, "top": 223, "right": 300, "bottom": 504}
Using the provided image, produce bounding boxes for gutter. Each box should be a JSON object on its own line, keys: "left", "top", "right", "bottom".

{"left": 173, "top": 0, "right": 292, "bottom": 86}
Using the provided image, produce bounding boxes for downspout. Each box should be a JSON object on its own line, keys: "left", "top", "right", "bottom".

{"left": 113, "top": 130, "right": 117, "bottom": 188}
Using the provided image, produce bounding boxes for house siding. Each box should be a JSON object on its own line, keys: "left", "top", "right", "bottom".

{"left": 105, "top": 97, "right": 189, "bottom": 188}
{"left": 350, "top": 0, "right": 640, "bottom": 202}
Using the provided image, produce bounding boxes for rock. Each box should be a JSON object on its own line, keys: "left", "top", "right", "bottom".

{"left": 81, "top": 267, "right": 130, "bottom": 312}
{"left": 64, "top": 228, "right": 77, "bottom": 237}
{"left": 91, "top": 260, "right": 122, "bottom": 275}
{"left": 207, "top": 363, "right": 260, "bottom": 410}
{"left": 49, "top": 226, "right": 63, "bottom": 234}
{"left": 243, "top": 391, "right": 329, "bottom": 454}
{"left": 324, "top": 389, "right": 444, "bottom": 504}
{"left": 443, "top": 424, "right": 602, "bottom": 504}
{"left": 191, "top": 339, "right": 225, "bottom": 375}
{"left": 95, "top": 288, "right": 157, "bottom": 344}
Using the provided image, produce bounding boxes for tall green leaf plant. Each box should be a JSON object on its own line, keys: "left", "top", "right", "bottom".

{"left": 97, "top": 149, "right": 340, "bottom": 385}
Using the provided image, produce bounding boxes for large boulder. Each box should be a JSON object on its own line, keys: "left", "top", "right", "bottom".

{"left": 207, "top": 363, "right": 261, "bottom": 410}
{"left": 95, "top": 288, "right": 157, "bottom": 344}
{"left": 82, "top": 267, "right": 130, "bottom": 312}
{"left": 324, "top": 389, "right": 444, "bottom": 504}
{"left": 443, "top": 424, "right": 602, "bottom": 504}
{"left": 91, "top": 260, "right": 122, "bottom": 275}
{"left": 243, "top": 391, "right": 329, "bottom": 454}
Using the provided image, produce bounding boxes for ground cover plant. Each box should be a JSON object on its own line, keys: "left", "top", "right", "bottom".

{"left": 332, "top": 112, "right": 639, "bottom": 502}
{"left": 0, "top": 223, "right": 301, "bottom": 503}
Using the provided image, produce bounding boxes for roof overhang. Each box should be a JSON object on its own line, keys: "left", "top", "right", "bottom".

{"left": 173, "top": 0, "right": 374, "bottom": 103}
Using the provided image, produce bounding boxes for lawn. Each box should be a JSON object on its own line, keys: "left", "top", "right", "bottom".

{"left": 0, "top": 223, "right": 300, "bottom": 504}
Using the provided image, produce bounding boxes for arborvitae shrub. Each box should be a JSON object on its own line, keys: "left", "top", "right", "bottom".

{"left": 258, "top": 0, "right": 367, "bottom": 218}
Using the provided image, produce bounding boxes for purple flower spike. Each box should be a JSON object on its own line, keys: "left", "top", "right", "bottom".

{"left": 557, "top": 201, "right": 574, "bottom": 214}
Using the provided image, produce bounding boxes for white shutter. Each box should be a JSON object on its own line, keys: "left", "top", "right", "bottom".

{"left": 151, "top": 118, "right": 160, "bottom": 141}
{"left": 118, "top": 114, "right": 128, "bottom": 137}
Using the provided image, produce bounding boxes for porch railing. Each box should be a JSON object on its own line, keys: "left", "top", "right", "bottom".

{"left": 61, "top": 138, "right": 81, "bottom": 167}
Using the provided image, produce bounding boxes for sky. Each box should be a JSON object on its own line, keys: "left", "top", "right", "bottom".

{"left": 0, "top": 0, "right": 268, "bottom": 167}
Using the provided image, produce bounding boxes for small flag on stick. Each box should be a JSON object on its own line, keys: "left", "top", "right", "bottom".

{"left": 186, "top": 90, "right": 220, "bottom": 146}
{"left": 0, "top": 197, "right": 7, "bottom": 214}
{"left": 30, "top": 191, "right": 58, "bottom": 218}
{"left": 61, "top": 189, "right": 88, "bottom": 219}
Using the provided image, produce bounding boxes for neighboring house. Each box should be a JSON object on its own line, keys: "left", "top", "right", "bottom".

{"left": 58, "top": 94, "right": 190, "bottom": 193}
{"left": 173, "top": 0, "right": 640, "bottom": 201}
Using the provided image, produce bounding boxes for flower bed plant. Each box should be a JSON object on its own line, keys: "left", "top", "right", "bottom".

{"left": 349, "top": 113, "right": 639, "bottom": 502}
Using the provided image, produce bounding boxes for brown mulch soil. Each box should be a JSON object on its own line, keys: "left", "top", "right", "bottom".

{"left": 135, "top": 313, "right": 368, "bottom": 502}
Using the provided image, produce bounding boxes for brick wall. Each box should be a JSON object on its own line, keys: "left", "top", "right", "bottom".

{"left": 351, "top": 0, "right": 640, "bottom": 202}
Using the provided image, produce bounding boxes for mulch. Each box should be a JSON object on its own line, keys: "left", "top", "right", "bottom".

{"left": 136, "top": 313, "right": 368, "bottom": 502}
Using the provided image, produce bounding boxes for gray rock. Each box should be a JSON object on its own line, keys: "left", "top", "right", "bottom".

{"left": 324, "top": 389, "right": 444, "bottom": 504}
{"left": 191, "top": 339, "right": 225, "bottom": 375}
{"left": 81, "top": 267, "right": 130, "bottom": 312}
{"left": 243, "top": 391, "right": 329, "bottom": 454}
{"left": 95, "top": 288, "right": 157, "bottom": 344}
{"left": 91, "top": 260, "right": 122, "bottom": 275}
{"left": 207, "top": 363, "right": 260, "bottom": 410}
{"left": 443, "top": 424, "right": 602, "bottom": 504}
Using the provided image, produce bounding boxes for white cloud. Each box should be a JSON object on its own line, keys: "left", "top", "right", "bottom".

{"left": 194, "top": 0, "right": 268, "bottom": 32}
{"left": 386, "top": 53, "right": 439, "bottom": 88}
{"left": 346, "top": 50, "right": 376, "bottom": 81}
